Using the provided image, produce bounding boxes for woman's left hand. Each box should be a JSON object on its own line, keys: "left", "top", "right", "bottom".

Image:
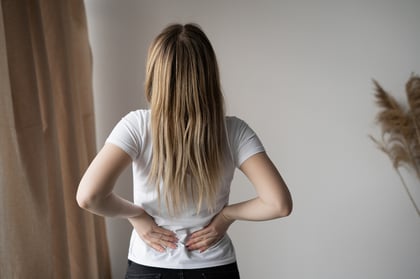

{"left": 128, "top": 211, "right": 178, "bottom": 253}
{"left": 185, "top": 210, "right": 234, "bottom": 252}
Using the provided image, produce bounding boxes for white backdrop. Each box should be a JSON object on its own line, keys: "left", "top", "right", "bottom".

{"left": 84, "top": 1, "right": 420, "bottom": 278}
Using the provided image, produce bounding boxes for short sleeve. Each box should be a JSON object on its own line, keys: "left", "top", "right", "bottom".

{"left": 227, "top": 117, "right": 265, "bottom": 167}
{"left": 105, "top": 111, "right": 143, "bottom": 160}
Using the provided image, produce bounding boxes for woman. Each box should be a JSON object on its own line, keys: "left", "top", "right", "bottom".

{"left": 77, "top": 23, "right": 292, "bottom": 279}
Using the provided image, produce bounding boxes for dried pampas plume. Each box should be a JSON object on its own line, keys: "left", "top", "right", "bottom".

{"left": 370, "top": 74, "right": 420, "bottom": 216}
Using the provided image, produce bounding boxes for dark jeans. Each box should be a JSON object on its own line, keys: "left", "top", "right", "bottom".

{"left": 125, "top": 260, "right": 240, "bottom": 279}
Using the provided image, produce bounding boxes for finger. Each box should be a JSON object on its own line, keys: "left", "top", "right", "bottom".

{"left": 154, "top": 228, "right": 179, "bottom": 245}
{"left": 189, "top": 227, "right": 211, "bottom": 239}
{"left": 143, "top": 237, "right": 166, "bottom": 253}
{"left": 147, "top": 234, "right": 178, "bottom": 251}
{"left": 147, "top": 233, "right": 178, "bottom": 249}
{"left": 151, "top": 228, "right": 178, "bottom": 242}
{"left": 187, "top": 233, "right": 217, "bottom": 248}
{"left": 186, "top": 228, "right": 213, "bottom": 246}
{"left": 187, "top": 236, "right": 219, "bottom": 252}
{"left": 186, "top": 229, "right": 217, "bottom": 246}
{"left": 153, "top": 230, "right": 180, "bottom": 247}
{"left": 158, "top": 237, "right": 177, "bottom": 249}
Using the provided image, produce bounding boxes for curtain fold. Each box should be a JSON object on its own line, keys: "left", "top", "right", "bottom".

{"left": 0, "top": 0, "right": 111, "bottom": 278}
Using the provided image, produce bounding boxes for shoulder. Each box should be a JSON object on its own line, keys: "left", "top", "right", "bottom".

{"left": 225, "top": 115, "right": 265, "bottom": 167}
{"left": 124, "top": 109, "right": 150, "bottom": 120}
{"left": 106, "top": 110, "right": 151, "bottom": 159}
{"left": 225, "top": 115, "right": 246, "bottom": 130}
{"left": 109, "top": 109, "right": 151, "bottom": 141}
{"left": 120, "top": 109, "right": 150, "bottom": 128}
{"left": 225, "top": 115, "right": 254, "bottom": 136}
{"left": 225, "top": 115, "right": 257, "bottom": 145}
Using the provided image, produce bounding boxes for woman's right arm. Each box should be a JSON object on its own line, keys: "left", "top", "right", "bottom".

{"left": 222, "top": 151, "right": 292, "bottom": 221}
{"left": 185, "top": 151, "right": 292, "bottom": 251}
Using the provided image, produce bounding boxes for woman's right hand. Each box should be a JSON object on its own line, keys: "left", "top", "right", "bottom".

{"left": 185, "top": 209, "right": 234, "bottom": 252}
{"left": 127, "top": 211, "right": 178, "bottom": 253}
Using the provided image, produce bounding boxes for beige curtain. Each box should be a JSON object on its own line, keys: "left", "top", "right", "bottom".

{"left": 0, "top": 0, "right": 111, "bottom": 278}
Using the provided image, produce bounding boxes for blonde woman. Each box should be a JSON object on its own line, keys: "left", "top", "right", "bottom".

{"left": 77, "top": 23, "right": 292, "bottom": 279}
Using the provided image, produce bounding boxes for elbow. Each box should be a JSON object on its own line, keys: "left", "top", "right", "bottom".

{"left": 76, "top": 188, "right": 96, "bottom": 210}
{"left": 274, "top": 198, "right": 293, "bottom": 218}
{"left": 76, "top": 192, "right": 89, "bottom": 210}
{"left": 277, "top": 189, "right": 293, "bottom": 218}
{"left": 279, "top": 201, "right": 293, "bottom": 218}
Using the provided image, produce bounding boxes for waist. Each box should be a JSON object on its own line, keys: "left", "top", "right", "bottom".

{"left": 126, "top": 260, "right": 239, "bottom": 274}
{"left": 128, "top": 231, "right": 236, "bottom": 269}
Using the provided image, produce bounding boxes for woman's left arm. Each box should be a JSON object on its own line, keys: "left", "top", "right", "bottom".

{"left": 77, "top": 143, "right": 178, "bottom": 252}
{"left": 76, "top": 143, "right": 143, "bottom": 217}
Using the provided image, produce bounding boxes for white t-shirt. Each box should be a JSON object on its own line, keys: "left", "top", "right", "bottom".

{"left": 106, "top": 109, "right": 265, "bottom": 269}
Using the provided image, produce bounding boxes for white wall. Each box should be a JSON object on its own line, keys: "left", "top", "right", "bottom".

{"left": 84, "top": 1, "right": 420, "bottom": 278}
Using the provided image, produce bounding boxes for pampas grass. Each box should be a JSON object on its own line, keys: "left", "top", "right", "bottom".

{"left": 370, "top": 75, "right": 420, "bottom": 216}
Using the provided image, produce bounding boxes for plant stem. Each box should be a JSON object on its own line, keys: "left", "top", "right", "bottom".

{"left": 396, "top": 168, "right": 420, "bottom": 217}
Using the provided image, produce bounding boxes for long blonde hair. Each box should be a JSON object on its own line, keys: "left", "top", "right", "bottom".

{"left": 145, "top": 24, "right": 226, "bottom": 215}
